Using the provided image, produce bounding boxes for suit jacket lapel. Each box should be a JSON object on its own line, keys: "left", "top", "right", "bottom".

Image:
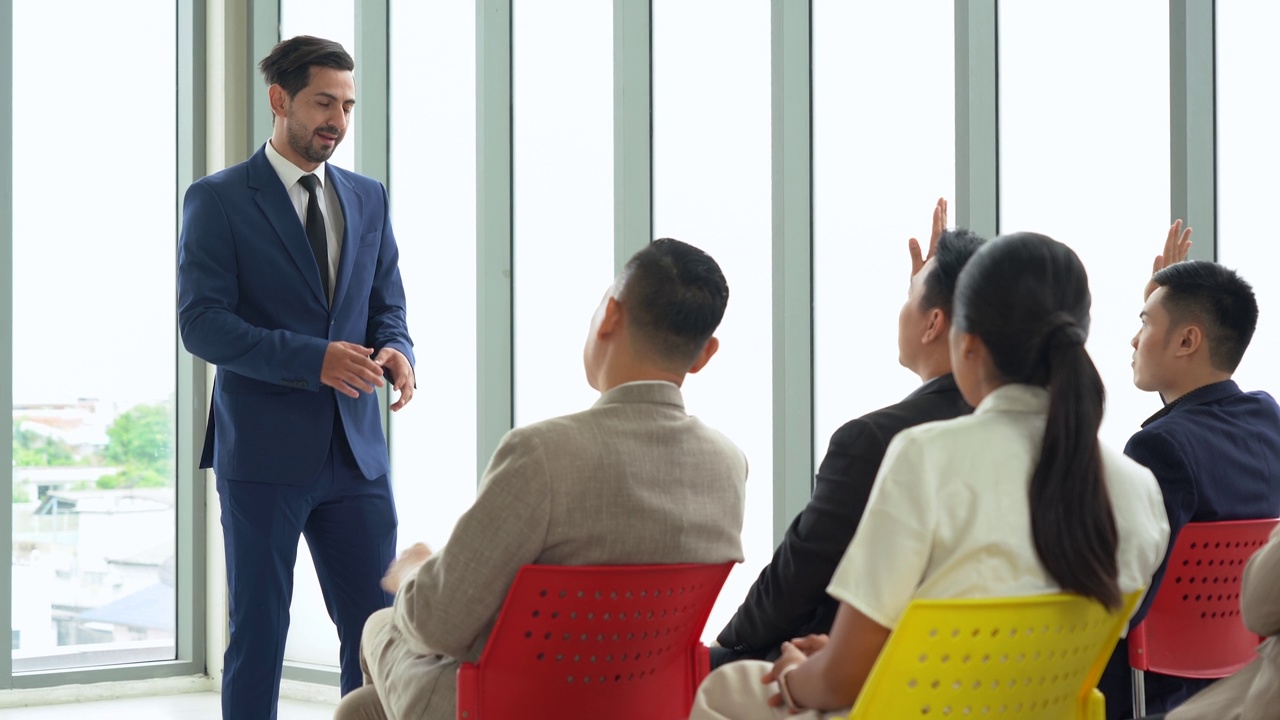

{"left": 247, "top": 148, "right": 328, "bottom": 307}
{"left": 328, "top": 164, "right": 363, "bottom": 315}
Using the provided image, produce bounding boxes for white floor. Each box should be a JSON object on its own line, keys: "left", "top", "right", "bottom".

{"left": 0, "top": 692, "right": 336, "bottom": 719}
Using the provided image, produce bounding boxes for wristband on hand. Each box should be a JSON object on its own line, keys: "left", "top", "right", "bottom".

{"left": 777, "top": 665, "right": 804, "bottom": 713}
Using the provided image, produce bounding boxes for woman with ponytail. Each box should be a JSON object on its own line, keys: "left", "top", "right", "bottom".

{"left": 691, "top": 233, "right": 1170, "bottom": 719}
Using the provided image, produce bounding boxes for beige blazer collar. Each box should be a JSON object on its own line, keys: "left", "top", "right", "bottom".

{"left": 594, "top": 381, "right": 685, "bottom": 411}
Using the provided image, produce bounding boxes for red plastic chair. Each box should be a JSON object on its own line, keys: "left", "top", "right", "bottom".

{"left": 455, "top": 562, "right": 733, "bottom": 720}
{"left": 1129, "top": 518, "right": 1279, "bottom": 717}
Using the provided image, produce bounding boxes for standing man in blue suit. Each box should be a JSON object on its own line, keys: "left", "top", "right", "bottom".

{"left": 177, "top": 35, "right": 415, "bottom": 720}
{"left": 1098, "top": 223, "right": 1280, "bottom": 719}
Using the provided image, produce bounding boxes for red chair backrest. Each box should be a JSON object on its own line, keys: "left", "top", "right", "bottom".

{"left": 456, "top": 562, "right": 733, "bottom": 720}
{"left": 1129, "top": 518, "right": 1278, "bottom": 678}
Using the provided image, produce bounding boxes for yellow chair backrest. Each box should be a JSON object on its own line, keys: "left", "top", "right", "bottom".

{"left": 848, "top": 591, "right": 1141, "bottom": 720}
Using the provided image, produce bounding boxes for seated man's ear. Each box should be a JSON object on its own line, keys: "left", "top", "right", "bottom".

{"left": 596, "top": 296, "right": 625, "bottom": 339}
{"left": 922, "top": 308, "right": 948, "bottom": 344}
{"left": 1173, "top": 323, "right": 1204, "bottom": 358}
{"left": 687, "top": 336, "right": 720, "bottom": 375}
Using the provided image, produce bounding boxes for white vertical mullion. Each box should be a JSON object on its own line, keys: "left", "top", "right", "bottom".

{"left": 771, "top": 0, "right": 813, "bottom": 543}
{"left": 476, "top": 0, "right": 513, "bottom": 477}
{"left": 614, "top": 0, "right": 651, "bottom": 271}
{"left": 0, "top": 0, "right": 13, "bottom": 690}
{"left": 1170, "top": 0, "right": 1215, "bottom": 261}
{"left": 176, "top": 0, "right": 208, "bottom": 673}
{"left": 955, "top": 0, "right": 998, "bottom": 237}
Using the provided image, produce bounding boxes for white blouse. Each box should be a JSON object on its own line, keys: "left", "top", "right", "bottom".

{"left": 827, "top": 383, "right": 1170, "bottom": 629}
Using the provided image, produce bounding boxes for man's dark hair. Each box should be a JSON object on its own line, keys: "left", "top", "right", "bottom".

{"left": 258, "top": 35, "right": 354, "bottom": 99}
{"left": 617, "top": 238, "right": 729, "bottom": 367}
{"left": 919, "top": 228, "right": 987, "bottom": 319}
{"left": 1152, "top": 260, "right": 1258, "bottom": 373}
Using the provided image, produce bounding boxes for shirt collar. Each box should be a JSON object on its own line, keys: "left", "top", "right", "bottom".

{"left": 905, "top": 373, "right": 959, "bottom": 401}
{"left": 973, "top": 383, "right": 1050, "bottom": 416}
{"left": 1141, "top": 379, "right": 1242, "bottom": 428}
{"left": 265, "top": 139, "right": 328, "bottom": 191}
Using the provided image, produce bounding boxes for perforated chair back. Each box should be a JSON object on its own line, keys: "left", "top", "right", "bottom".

{"left": 1129, "top": 518, "right": 1278, "bottom": 716}
{"left": 848, "top": 591, "right": 1141, "bottom": 720}
{"left": 455, "top": 562, "right": 732, "bottom": 720}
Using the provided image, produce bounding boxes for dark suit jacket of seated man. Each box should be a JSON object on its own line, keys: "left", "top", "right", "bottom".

{"left": 332, "top": 239, "right": 749, "bottom": 720}
{"left": 1099, "top": 256, "right": 1280, "bottom": 719}
{"left": 714, "top": 225, "right": 985, "bottom": 665}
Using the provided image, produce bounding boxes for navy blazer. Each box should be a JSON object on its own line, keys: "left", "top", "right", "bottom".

{"left": 1100, "top": 379, "right": 1280, "bottom": 718}
{"left": 177, "top": 145, "right": 414, "bottom": 485}
{"left": 715, "top": 374, "right": 971, "bottom": 661}
{"left": 1126, "top": 379, "right": 1280, "bottom": 623}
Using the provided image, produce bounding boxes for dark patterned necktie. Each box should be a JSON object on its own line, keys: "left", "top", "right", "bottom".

{"left": 298, "top": 174, "right": 329, "bottom": 301}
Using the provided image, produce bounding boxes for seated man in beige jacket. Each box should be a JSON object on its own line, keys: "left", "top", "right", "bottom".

{"left": 1147, "top": 523, "right": 1280, "bottom": 720}
{"left": 334, "top": 238, "right": 749, "bottom": 720}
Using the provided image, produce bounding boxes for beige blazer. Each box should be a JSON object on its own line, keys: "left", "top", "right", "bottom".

{"left": 1170, "top": 524, "right": 1280, "bottom": 720}
{"left": 387, "top": 382, "right": 748, "bottom": 720}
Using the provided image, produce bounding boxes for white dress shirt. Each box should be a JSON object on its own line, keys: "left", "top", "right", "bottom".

{"left": 264, "top": 139, "right": 344, "bottom": 302}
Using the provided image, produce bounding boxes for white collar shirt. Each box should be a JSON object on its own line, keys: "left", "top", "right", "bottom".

{"left": 265, "top": 139, "right": 344, "bottom": 302}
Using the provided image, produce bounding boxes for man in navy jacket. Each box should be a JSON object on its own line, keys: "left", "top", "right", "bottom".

{"left": 1100, "top": 223, "right": 1280, "bottom": 718}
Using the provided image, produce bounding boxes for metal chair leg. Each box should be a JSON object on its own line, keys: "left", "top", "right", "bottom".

{"left": 1131, "top": 667, "right": 1146, "bottom": 718}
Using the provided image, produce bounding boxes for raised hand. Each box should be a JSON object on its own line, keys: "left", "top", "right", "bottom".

{"left": 1144, "top": 220, "right": 1193, "bottom": 301}
{"left": 909, "top": 197, "right": 948, "bottom": 277}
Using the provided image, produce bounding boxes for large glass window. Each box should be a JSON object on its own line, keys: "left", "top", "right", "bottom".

{"left": 279, "top": 0, "right": 358, "bottom": 671}
{"left": 1216, "top": 3, "right": 1280, "bottom": 393}
{"left": 812, "top": 0, "right": 955, "bottom": 463}
{"left": 998, "top": 1, "right": 1170, "bottom": 448}
{"left": 11, "top": 2, "right": 178, "bottom": 670}
{"left": 512, "top": 1, "right": 614, "bottom": 426}
{"left": 653, "top": 0, "right": 772, "bottom": 641}
{"left": 387, "top": 2, "right": 478, "bottom": 554}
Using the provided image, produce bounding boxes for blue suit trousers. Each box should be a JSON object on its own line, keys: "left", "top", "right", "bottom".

{"left": 217, "top": 408, "right": 397, "bottom": 720}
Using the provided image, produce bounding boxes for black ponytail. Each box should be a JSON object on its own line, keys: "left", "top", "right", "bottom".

{"left": 953, "top": 235, "right": 1122, "bottom": 610}
{"left": 1031, "top": 316, "right": 1120, "bottom": 609}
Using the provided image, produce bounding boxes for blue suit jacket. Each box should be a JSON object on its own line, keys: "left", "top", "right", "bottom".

{"left": 1098, "top": 379, "right": 1280, "bottom": 718}
{"left": 1125, "top": 379, "right": 1280, "bottom": 623}
{"left": 177, "top": 145, "right": 414, "bottom": 485}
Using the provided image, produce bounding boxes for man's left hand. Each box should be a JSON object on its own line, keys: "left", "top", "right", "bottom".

{"left": 381, "top": 542, "right": 432, "bottom": 594}
{"left": 374, "top": 347, "right": 416, "bottom": 411}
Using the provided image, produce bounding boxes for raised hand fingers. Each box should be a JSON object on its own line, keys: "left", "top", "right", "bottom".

{"left": 909, "top": 237, "right": 926, "bottom": 277}
{"left": 1175, "top": 225, "right": 1192, "bottom": 263}
{"left": 929, "top": 197, "right": 948, "bottom": 249}
{"left": 1164, "top": 220, "right": 1193, "bottom": 266}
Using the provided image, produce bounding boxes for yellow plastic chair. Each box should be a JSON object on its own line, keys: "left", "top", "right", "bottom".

{"left": 848, "top": 591, "right": 1141, "bottom": 720}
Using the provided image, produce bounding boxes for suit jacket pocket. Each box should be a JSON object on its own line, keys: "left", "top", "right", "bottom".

{"left": 358, "top": 230, "right": 380, "bottom": 247}
{"left": 219, "top": 370, "right": 295, "bottom": 394}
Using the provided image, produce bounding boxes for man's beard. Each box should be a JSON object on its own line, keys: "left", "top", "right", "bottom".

{"left": 287, "top": 115, "right": 341, "bottom": 164}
